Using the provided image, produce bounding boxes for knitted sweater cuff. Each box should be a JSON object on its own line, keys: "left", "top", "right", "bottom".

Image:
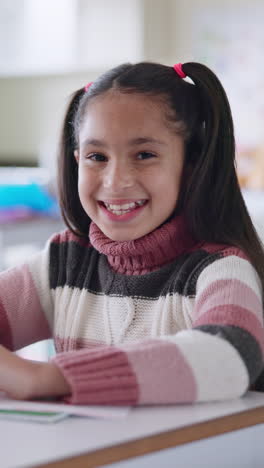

{"left": 51, "top": 347, "right": 138, "bottom": 405}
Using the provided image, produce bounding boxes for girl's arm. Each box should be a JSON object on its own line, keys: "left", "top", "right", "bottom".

{"left": 0, "top": 244, "right": 53, "bottom": 352}
{"left": 0, "top": 345, "right": 70, "bottom": 400}
{"left": 0, "top": 242, "right": 55, "bottom": 400}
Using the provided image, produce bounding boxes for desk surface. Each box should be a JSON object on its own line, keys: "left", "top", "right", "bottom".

{"left": 2, "top": 391, "right": 264, "bottom": 468}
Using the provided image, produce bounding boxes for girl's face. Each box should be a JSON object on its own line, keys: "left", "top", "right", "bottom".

{"left": 75, "top": 91, "right": 185, "bottom": 241}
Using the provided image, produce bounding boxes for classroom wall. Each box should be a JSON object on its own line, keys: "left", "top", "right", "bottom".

{"left": 0, "top": 71, "right": 100, "bottom": 166}
{"left": 0, "top": 0, "right": 262, "bottom": 170}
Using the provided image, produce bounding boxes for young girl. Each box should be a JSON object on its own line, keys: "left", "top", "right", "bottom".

{"left": 1, "top": 61, "right": 264, "bottom": 405}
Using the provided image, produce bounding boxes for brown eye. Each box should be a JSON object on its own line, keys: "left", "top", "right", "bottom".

{"left": 88, "top": 153, "right": 107, "bottom": 162}
{"left": 137, "top": 152, "right": 156, "bottom": 160}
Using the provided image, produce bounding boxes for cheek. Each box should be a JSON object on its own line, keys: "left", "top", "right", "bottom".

{"left": 151, "top": 165, "right": 182, "bottom": 192}
{"left": 78, "top": 168, "right": 95, "bottom": 194}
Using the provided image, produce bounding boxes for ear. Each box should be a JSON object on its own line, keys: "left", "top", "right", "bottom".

{"left": 74, "top": 149, "right": 79, "bottom": 163}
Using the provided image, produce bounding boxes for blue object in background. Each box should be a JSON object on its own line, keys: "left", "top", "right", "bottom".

{"left": 0, "top": 183, "right": 59, "bottom": 216}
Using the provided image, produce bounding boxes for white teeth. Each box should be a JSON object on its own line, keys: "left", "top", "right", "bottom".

{"left": 105, "top": 202, "right": 136, "bottom": 210}
{"left": 103, "top": 200, "right": 146, "bottom": 215}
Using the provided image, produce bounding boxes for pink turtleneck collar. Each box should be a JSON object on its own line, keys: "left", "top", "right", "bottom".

{"left": 89, "top": 215, "right": 197, "bottom": 275}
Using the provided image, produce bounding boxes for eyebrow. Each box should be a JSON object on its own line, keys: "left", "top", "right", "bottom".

{"left": 81, "top": 137, "right": 166, "bottom": 148}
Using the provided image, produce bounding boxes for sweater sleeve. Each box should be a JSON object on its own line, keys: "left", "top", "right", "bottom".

{"left": 52, "top": 248, "right": 264, "bottom": 405}
{"left": 0, "top": 240, "right": 53, "bottom": 351}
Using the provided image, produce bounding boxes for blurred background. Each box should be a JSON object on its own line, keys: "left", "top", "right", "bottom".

{"left": 0, "top": 0, "right": 263, "bottom": 359}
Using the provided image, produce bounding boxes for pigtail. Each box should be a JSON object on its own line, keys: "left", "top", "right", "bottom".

{"left": 57, "top": 88, "right": 90, "bottom": 236}
{"left": 181, "top": 62, "right": 264, "bottom": 288}
{"left": 179, "top": 62, "right": 236, "bottom": 236}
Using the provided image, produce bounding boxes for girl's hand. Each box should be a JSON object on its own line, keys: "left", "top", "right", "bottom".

{"left": 0, "top": 345, "right": 71, "bottom": 400}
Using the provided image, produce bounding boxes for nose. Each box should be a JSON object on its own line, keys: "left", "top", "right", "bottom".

{"left": 102, "top": 161, "right": 134, "bottom": 190}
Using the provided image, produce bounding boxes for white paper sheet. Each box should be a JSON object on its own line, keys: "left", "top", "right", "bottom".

{"left": 0, "top": 393, "right": 130, "bottom": 423}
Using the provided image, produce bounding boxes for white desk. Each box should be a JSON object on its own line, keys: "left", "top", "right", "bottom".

{"left": 2, "top": 391, "right": 264, "bottom": 468}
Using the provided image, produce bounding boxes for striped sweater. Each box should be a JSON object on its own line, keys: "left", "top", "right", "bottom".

{"left": 0, "top": 215, "right": 263, "bottom": 405}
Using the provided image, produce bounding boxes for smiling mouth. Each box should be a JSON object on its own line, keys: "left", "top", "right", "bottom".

{"left": 99, "top": 200, "right": 148, "bottom": 215}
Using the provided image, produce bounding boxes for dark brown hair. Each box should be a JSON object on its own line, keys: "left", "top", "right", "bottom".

{"left": 57, "top": 61, "right": 264, "bottom": 291}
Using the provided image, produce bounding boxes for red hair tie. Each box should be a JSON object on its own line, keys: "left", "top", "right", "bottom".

{"left": 173, "top": 63, "right": 186, "bottom": 79}
{"left": 84, "top": 82, "right": 93, "bottom": 92}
